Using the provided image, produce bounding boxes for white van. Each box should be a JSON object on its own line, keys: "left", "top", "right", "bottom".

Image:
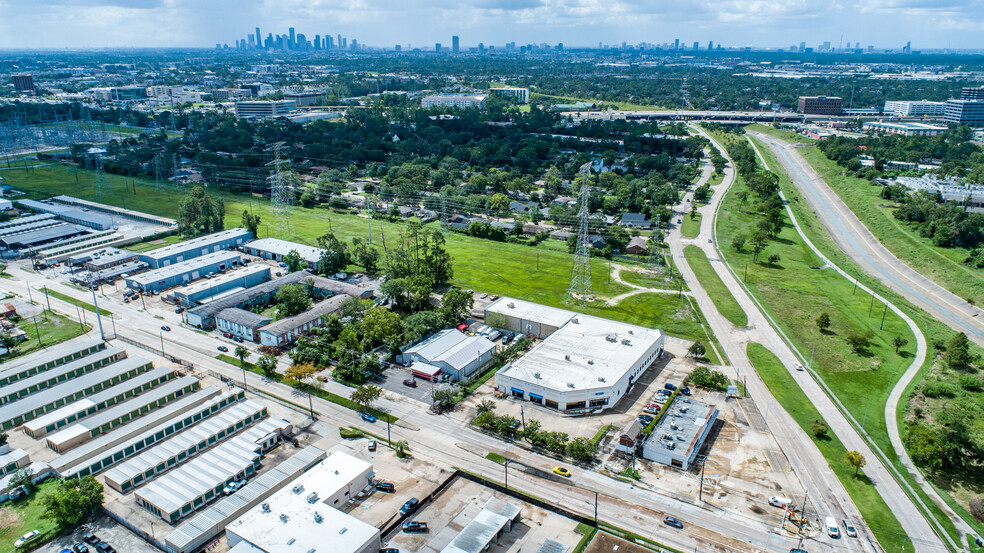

{"left": 825, "top": 517, "right": 840, "bottom": 538}
{"left": 769, "top": 496, "right": 792, "bottom": 508}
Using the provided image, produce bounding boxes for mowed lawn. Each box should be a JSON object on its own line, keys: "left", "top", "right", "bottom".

{"left": 747, "top": 123, "right": 984, "bottom": 305}
{"left": 683, "top": 245, "right": 747, "bottom": 327}
{"left": 0, "top": 312, "right": 92, "bottom": 363}
{"left": 746, "top": 343, "right": 912, "bottom": 553}
{"left": 5, "top": 164, "right": 725, "bottom": 346}
{"left": 0, "top": 480, "right": 61, "bottom": 552}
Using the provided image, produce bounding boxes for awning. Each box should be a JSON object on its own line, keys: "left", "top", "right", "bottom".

{"left": 510, "top": 388, "right": 525, "bottom": 395}
{"left": 529, "top": 393, "right": 543, "bottom": 400}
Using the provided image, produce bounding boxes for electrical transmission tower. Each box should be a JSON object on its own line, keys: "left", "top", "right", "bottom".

{"left": 646, "top": 215, "right": 664, "bottom": 271}
{"left": 567, "top": 180, "right": 593, "bottom": 305}
{"left": 440, "top": 194, "right": 449, "bottom": 232}
{"left": 266, "top": 142, "right": 295, "bottom": 236}
{"left": 153, "top": 154, "right": 163, "bottom": 192}
{"left": 94, "top": 155, "right": 106, "bottom": 200}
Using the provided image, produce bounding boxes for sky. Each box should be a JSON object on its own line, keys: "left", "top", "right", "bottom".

{"left": 0, "top": 0, "right": 981, "bottom": 50}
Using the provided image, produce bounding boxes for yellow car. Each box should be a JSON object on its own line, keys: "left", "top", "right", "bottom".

{"left": 552, "top": 466, "right": 571, "bottom": 478}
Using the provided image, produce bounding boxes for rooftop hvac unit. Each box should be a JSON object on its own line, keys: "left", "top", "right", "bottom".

{"left": 292, "top": 485, "right": 304, "bottom": 494}
{"left": 534, "top": 372, "right": 541, "bottom": 379}
{"left": 670, "top": 424, "right": 678, "bottom": 430}
{"left": 279, "top": 514, "right": 289, "bottom": 522}
{"left": 598, "top": 377, "right": 606, "bottom": 382}
{"left": 261, "top": 503, "right": 270, "bottom": 512}
{"left": 306, "top": 492, "right": 319, "bottom": 503}
{"left": 587, "top": 360, "right": 594, "bottom": 365}
{"left": 567, "top": 382, "right": 575, "bottom": 388}
{"left": 605, "top": 334, "right": 617, "bottom": 343}
{"left": 314, "top": 512, "right": 323, "bottom": 523}
{"left": 680, "top": 407, "right": 689, "bottom": 413}
{"left": 507, "top": 302, "right": 515, "bottom": 308}
{"left": 628, "top": 329, "right": 634, "bottom": 335}
{"left": 339, "top": 528, "right": 348, "bottom": 535}
{"left": 564, "top": 354, "right": 570, "bottom": 361}
{"left": 621, "top": 339, "right": 631, "bottom": 345}
{"left": 572, "top": 317, "right": 579, "bottom": 324}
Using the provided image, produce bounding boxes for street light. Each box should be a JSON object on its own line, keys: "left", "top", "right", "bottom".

{"left": 885, "top": 371, "right": 898, "bottom": 394}
{"left": 860, "top": 404, "right": 867, "bottom": 430}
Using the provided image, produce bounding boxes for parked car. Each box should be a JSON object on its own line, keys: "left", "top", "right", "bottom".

{"left": 637, "top": 415, "right": 654, "bottom": 425}
{"left": 217, "top": 346, "right": 228, "bottom": 352}
{"left": 642, "top": 406, "right": 659, "bottom": 415}
{"left": 223, "top": 332, "right": 233, "bottom": 338}
{"left": 72, "top": 544, "right": 90, "bottom": 553}
{"left": 479, "top": 293, "right": 488, "bottom": 299}
{"left": 321, "top": 375, "right": 329, "bottom": 382}
{"left": 399, "top": 498, "right": 419, "bottom": 516}
{"left": 361, "top": 412, "right": 376, "bottom": 423}
{"left": 375, "top": 482, "right": 395, "bottom": 493}
{"left": 368, "top": 440, "right": 377, "bottom": 452}
{"left": 664, "top": 383, "right": 677, "bottom": 391}
{"left": 825, "top": 517, "right": 840, "bottom": 538}
{"left": 83, "top": 533, "right": 100, "bottom": 545}
{"left": 174, "top": 307, "right": 184, "bottom": 313}
{"left": 160, "top": 325, "right": 171, "bottom": 332}
{"left": 14, "top": 530, "right": 40, "bottom": 547}
{"left": 403, "top": 379, "right": 417, "bottom": 388}
{"left": 95, "top": 542, "right": 115, "bottom": 553}
{"left": 233, "top": 336, "right": 245, "bottom": 343}
{"left": 769, "top": 496, "right": 792, "bottom": 508}
{"left": 663, "top": 516, "right": 684, "bottom": 529}
{"left": 402, "top": 521, "right": 428, "bottom": 533}
{"left": 552, "top": 466, "right": 571, "bottom": 478}
{"left": 380, "top": 549, "right": 399, "bottom": 553}
{"left": 842, "top": 519, "right": 857, "bottom": 538}
{"left": 680, "top": 386, "right": 691, "bottom": 396}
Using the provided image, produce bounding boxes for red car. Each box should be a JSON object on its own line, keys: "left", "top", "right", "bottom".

{"left": 645, "top": 403, "right": 661, "bottom": 410}
{"left": 403, "top": 379, "right": 418, "bottom": 388}
{"left": 222, "top": 332, "right": 233, "bottom": 338}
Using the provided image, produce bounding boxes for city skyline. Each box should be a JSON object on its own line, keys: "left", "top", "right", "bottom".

{"left": 0, "top": 0, "right": 982, "bottom": 50}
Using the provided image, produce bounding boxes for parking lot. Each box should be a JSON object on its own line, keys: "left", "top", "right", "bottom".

{"left": 372, "top": 366, "right": 456, "bottom": 406}
{"left": 43, "top": 514, "right": 161, "bottom": 553}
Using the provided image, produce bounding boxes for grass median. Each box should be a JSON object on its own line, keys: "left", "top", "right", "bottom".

{"left": 681, "top": 212, "right": 701, "bottom": 238}
{"left": 42, "top": 288, "right": 112, "bottom": 316}
{"left": 683, "top": 245, "right": 747, "bottom": 327}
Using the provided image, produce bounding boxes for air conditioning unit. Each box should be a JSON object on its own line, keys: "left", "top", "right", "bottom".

{"left": 567, "top": 382, "right": 575, "bottom": 388}
{"left": 261, "top": 503, "right": 270, "bottom": 512}
{"left": 621, "top": 339, "right": 631, "bottom": 345}
{"left": 292, "top": 485, "right": 304, "bottom": 494}
{"left": 306, "top": 492, "right": 319, "bottom": 504}
{"left": 587, "top": 360, "right": 594, "bottom": 365}
{"left": 279, "top": 514, "right": 289, "bottom": 522}
{"left": 507, "top": 302, "right": 515, "bottom": 308}
{"left": 314, "top": 512, "right": 323, "bottom": 523}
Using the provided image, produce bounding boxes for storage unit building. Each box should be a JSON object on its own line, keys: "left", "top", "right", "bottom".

{"left": 138, "top": 228, "right": 252, "bottom": 269}
{"left": 126, "top": 250, "right": 242, "bottom": 293}
{"left": 0, "top": 346, "right": 127, "bottom": 406}
{"left": 0, "top": 445, "right": 29, "bottom": 477}
{"left": 169, "top": 265, "right": 271, "bottom": 307}
{"left": 0, "top": 338, "right": 106, "bottom": 387}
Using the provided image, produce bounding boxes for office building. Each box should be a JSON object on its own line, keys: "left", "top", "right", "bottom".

{"left": 944, "top": 99, "right": 984, "bottom": 126}
{"left": 216, "top": 309, "right": 273, "bottom": 342}
{"left": 863, "top": 121, "right": 947, "bottom": 137}
{"left": 289, "top": 27, "right": 295, "bottom": 48}
{"left": 642, "top": 397, "right": 718, "bottom": 470}
{"left": 225, "top": 452, "right": 379, "bottom": 553}
{"left": 138, "top": 228, "right": 252, "bottom": 269}
{"left": 283, "top": 91, "right": 324, "bottom": 107}
{"left": 963, "top": 87, "right": 984, "bottom": 101}
{"left": 255, "top": 28, "right": 261, "bottom": 49}
{"left": 125, "top": 250, "right": 242, "bottom": 293}
{"left": 11, "top": 75, "right": 34, "bottom": 92}
{"left": 883, "top": 100, "right": 947, "bottom": 117}
{"left": 489, "top": 87, "right": 530, "bottom": 104}
{"left": 452, "top": 35, "right": 460, "bottom": 53}
{"left": 435, "top": 43, "right": 442, "bottom": 52}
{"left": 234, "top": 101, "right": 297, "bottom": 120}
{"left": 490, "top": 297, "right": 664, "bottom": 413}
{"left": 797, "top": 96, "right": 842, "bottom": 115}
{"left": 421, "top": 94, "right": 487, "bottom": 109}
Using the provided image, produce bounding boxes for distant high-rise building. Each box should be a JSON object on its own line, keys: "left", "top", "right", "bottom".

{"left": 708, "top": 40, "right": 713, "bottom": 50}
{"left": 395, "top": 44, "right": 402, "bottom": 52}
{"left": 556, "top": 43, "right": 563, "bottom": 50}
{"left": 674, "top": 38, "right": 679, "bottom": 50}
{"left": 799, "top": 41, "right": 806, "bottom": 52}
{"left": 289, "top": 27, "right": 296, "bottom": 49}
{"left": 478, "top": 43, "right": 485, "bottom": 52}
{"left": 337, "top": 34, "right": 342, "bottom": 48}
{"left": 452, "top": 35, "right": 459, "bottom": 53}
{"left": 247, "top": 35, "right": 255, "bottom": 49}
{"left": 961, "top": 87, "right": 984, "bottom": 100}
{"left": 314, "top": 35, "right": 320, "bottom": 49}
{"left": 903, "top": 41, "right": 912, "bottom": 54}
{"left": 12, "top": 74, "right": 34, "bottom": 92}
{"left": 297, "top": 33, "right": 306, "bottom": 50}
{"left": 350, "top": 39, "right": 358, "bottom": 50}
{"left": 435, "top": 42, "right": 442, "bottom": 52}
{"left": 798, "top": 96, "right": 843, "bottom": 115}
{"left": 326, "top": 35, "right": 334, "bottom": 49}
{"left": 945, "top": 99, "right": 984, "bottom": 125}
{"left": 693, "top": 41, "right": 699, "bottom": 51}
{"left": 255, "top": 28, "right": 261, "bottom": 49}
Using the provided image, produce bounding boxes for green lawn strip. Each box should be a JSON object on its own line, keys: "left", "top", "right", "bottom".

{"left": 708, "top": 172, "right": 725, "bottom": 187}
{"left": 746, "top": 342, "right": 913, "bottom": 553}
{"left": 42, "top": 288, "right": 112, "bottom": 316}
{"left": 214, "top": 354, "right": 397, "bottom": 423}
{"left": 124, "top": 234, "right": 184, "bottom": 252}
{"left": 745, "top": 124, "right": 817, "bottom": 144}
{"left": 683, "top": 245, "right": 748, "bottom": 327}
{"left": 340, "top": 427, "right": 364, "bottom": 439}
{"left": 0, "top": 479, "right": 61, "bottom": 553}
{"left": 572, "top": 524, "right": 598, "bottom": 553}
{"left": 744, "top": 134, "right": 966, "bottom": 545}
{"left": 681, "top": 212, "right": 701, "bottom": 238}
{"left": 486, "top": 452, "right": 506, "bottom": 464}
{"left": 619, "top": 267, "right": 680, "bottom": 290}
{"left": 2, "top": 312, "right": 91, "bottom": 361}
{"left": 596, "top": 523, "right": 684, "bottom": 553}
{"left": 747, "top": 123, "right": 984, "bottom": 305}
{"left": 589, "top": 424, "right": 612, "bottom": 448}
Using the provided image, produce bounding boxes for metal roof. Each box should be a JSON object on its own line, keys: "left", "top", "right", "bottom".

{"left": 187, "top": 270, "right": 319, "bottom": 320}
{"left": 245, "top": 237, "right": 325, "bottom": 263}
{"left": 139, "top": 228, "right": 252, "bottom": 261}
{"left": 259, "top": 295, "right": 346, "bottom": 337}
{"left": 441, "top": 497, "right": 522, "bottom": 553}
{"left": 165, "top": 445, "right": 326, "bottom": 553}
{"left": 0, "top": 223, "right": 88, "bottom": 248}
{"left": 127, "top": 250, "right": 242, "bottom": 285}
{"left": 0, "top": 338, "right": 105, "bottom": 378}
{"left": 0, "top": 218, "right": 60, "bottom": 238}
{"left": 0, "top": 213, "right": 55, "bottom": 230}
{"left": 176, "top": 265, "right": 270, "bottom": 298}
{"left": 217, "top": 308, "right": 273, "bottom": 328}
{"left": 0, "top": 347, "right": 131, "bottom": 409}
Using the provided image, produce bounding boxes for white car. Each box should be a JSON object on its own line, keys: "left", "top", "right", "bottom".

{"left": 14, "top": 530, "right": 40, "bottom": 547}
{"left": 794, "top": 362, "right": 805, "bottom": 371}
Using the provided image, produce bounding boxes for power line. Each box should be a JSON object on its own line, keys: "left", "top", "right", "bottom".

{"left": 266, "top": 142, "right": 295, "bottom": 236}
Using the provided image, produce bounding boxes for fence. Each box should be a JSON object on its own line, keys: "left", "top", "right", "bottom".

{"left": 103, "top": 507, "right": 167, "bottom": 552}
{"left": 114, "top": 335, "right": 196, "bottom": 370}
{"left": 379, "top": 469, "right": 462, "bottom": 539}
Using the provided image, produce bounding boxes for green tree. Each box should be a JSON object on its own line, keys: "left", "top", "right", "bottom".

{"left": 9, "top": 467, "right": 34, "bottom": 491}
{"left": 275, "top": 283, "right": 311, "bottom": 317}
{"left": 395, "top": 440, "right": 411, "bottom": 458}
{"left": 816, "top": 312, "right": 831, "bottom": 333}
{"left": 731, "top": 235, "right": 745, "bottom": 252}
{"left": 689, "top": 204, "right": 698, "bottom": 221}
{"left": 362, "top": 306, "right": 402, "bottom": 346}
{"left": 477, "top": 399, "right": 496, "bottom": 414}
{"left": 566, "top": 437, "right": 595, "bottom": 462}
{"left": 844, "top": 450, "right": 867, "bottom": 476}
{"left": 241, "top": 210, "right": 261, "bottom": 237}
{"left": 892, "top": 335, "right": 909, "bottom": 354}
{"left": 488, "top": 193, "right": 509, "bottom": 218}
{"left": 906, "top": 423, "right": 944, "bottom": 470}
{"left": 284, "top": 363, "right": 318, "bottom": 381}
{"left": 351, "top": 238, "right": 380, "bottom": 274}
{"left": 350, "top": 384, "right": 382, "bottom": 412}
{"left": 475, "top": 410, "right": 495, "bottom": 428}
{"left": 688, "top": 340, "right": 706, "bottom": 359}
{"left": 256, "top": 354, "right": 278, "bottom": 377}
{"left": 283, "top": 250, "right": 305, "bottom": 272}
{"left": 493, "top": 415, "right": 519, "bottom": 437}
{"left": 522, "top": 419, "right": 542, "bottom": 444}
{"left": 943, "top": 332, "right": 973, "bottom": 369}
{"left": 235, "top": 345, "right": 250, "bottom": 368}
{"left": 846, "top": 332, "right": 871, "bottom": 355}
{"left": 439, "top": 288, "right": 474, "bottom": 324}
{"left": 750, "top": 231, "right": 769, "bottom": 262}
{"left": 178, "top": 186, "right": 224, "bottom": 236}
{"left": 811, "top": 420, "right": 829, "bottom": 439}
{"left": 39, "top": 476, "right": 104, "bottom": 527}
{"left": 766, "top": 253, "right": 781, "bottom": 266}
{"left": 0, "top": 431, "right": 6, "bottom": 445}
{"left": 432, "top": 388, "right": 457, "bottom": 410}
{"left": 317, "top": 232, "right": 351, "bottom": 275}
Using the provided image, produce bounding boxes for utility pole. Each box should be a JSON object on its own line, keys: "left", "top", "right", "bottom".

{"left": 880, "top": 302, "right": 888, "bottom": 330}
{"left": 90, "top": 283, "right": 105, "bottom": 340}
{"left": 868, "top": 290, "right": 875, "bottom": 317}
{"left": 366, "top": 191, "right": 373, "bottom": 244}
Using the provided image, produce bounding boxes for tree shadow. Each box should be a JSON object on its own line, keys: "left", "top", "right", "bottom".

{"left": 820, "top": 329, "right": 837, "bottom": 336}
{"left": 897, "top": 350, "right": 914, "bottom": 359}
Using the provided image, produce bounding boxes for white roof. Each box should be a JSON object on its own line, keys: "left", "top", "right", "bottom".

{"left": 441, "top": 497, "right": 521, "bottom": 553}
{"left": 128, "top": 250, "right": 241, "bottom": 285}
{"left": 226, "top": 452, "right": 376, "bottom": 553}
{"left": 485, "top": 297, "right": 576, "bottom": 330}
{"left": 140, "top": 228, "right": 251, "bottom": 261}
{"left": 246, "top": 238, "right": 325, "bottom": 263}
{"left": 404, "top": 329, "right": 495, "bottom": 370}
{"left": 498, "top": 314, "right": 663, "bottom": 394}
{"left": 176, "top": 265, "right": 270, "bottom": 297}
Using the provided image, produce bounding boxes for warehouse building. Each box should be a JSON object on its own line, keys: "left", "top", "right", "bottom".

{"left": 49, "top": 195, "right": 177, "bottom": 228}
{"left": 225, "top": 452, "right": 378, "bottom": 553}
{"left": 484, "top": 297, "right": 577, "bottom": 339}
{"left": 126, "top": 250, "right": 242, "bottom": 293}
{"left": 68, "top": 247, "right": 138, "bottom": 271}
{"left": 0, "top": 215, "right": 60, "bottom": 238}
{"left": 15, "top": 199, "right": 115, "bottom": 230}
{"left": 138, "top": 228, "right": 252, "bottom": 269}
{"left": 398, "top": 329, "right": 496, "bottom": 382}
{"left": 32, "top": 230, "right": 123, "bottom": 262}
{"left": 491, "top": 298, "right": 664, "bottom": 413}
{"left": 642, "top": 397, "right": 718, "bottom": 470}
{"left": 440, "top": 498, "right": 522, "bottom": 553}
{"left": 23, "top": 366, "right": 177, "bottom": 439}
{"left": 135, "top": 433, "right": 266, "bottom": 522}
{"left": 216, "top": 309, "right": 273, "bottom": 342}
{"left": 103, "top": 401, "right": 281, "bottom": 493}
{"left": 45, "top": 376, "right": 202, "bottom": 453}
{"left": 258, "top": 295, "right": 346, "bottom": 347}
{"left": 242, "top": 238, "right": 325, "bottom": 271}
{"left": 169, "top": 265, "right": 271, "bottom": 307}
{"left": 165, "top": 446, "right": 326, "bottom": 553}
{"left": 53, "top": 388, "right": 243, "bottom": 479}
{"left": 0, "top": 223, "right": 90, "bottom": 254}
{"left": 0, "top": 338, "right": 106, "bottom": 387}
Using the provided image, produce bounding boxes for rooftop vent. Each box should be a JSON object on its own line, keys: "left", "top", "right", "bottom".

{"left": 314, "top": 512, "right": 323, "bottom": 523}
{"left": 534, "top": 372, "right": 541, "bottom": 379}
{"left": 339, "top": 528, "right": 348, "bottom": 535}
{"left": 261, "top": 503, "right": 270, "bottom": 512}
{"left": 292, "top": 485, "right": 304, "bottom": 494}
{"left": 507, "top": 302, "right": 515, "bottom": 308}
{"left": 628, "top": 329, "right": 634, "bottom": 335}
{"left": 279, "top": 514, "right": 289, "bottom": 522}
{"left": 605, "top": 333, "right": 618, "bottom": 343}
{"left": 587, "top": 359, "right": 594, "bottom": 365}
{"left": 567, "top": 382, "right": 575, "bottom": 388}
{"left": 572, "top": 317, "right": 579, "bottom": 324}
{"left": 564, "top": 354, "right": 570, "bottom": 361}
{"left": 307, "top": 492, "right": 319, "bottom": 504}
{"left": 621, "top": 339, "right": 631, "bottom": 345}
{"left": 598, "top": 377, "right": 606, "bottom": 382}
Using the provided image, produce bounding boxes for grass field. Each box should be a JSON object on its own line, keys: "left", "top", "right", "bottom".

{"left": 42, "top": 288, "right": 112, "bottom": 316}
{"left": 0, "top": 479, "right": 60, "bottom": 553}
{"left": 747, "top": 123, "right": 984, "bottom": 306}
{"left": 746, "top": 342, "right": 913, "bottom": 553}
{"left": 683, "top": 245, "right": 748, "bottom": 327}
{"left": 530, "top": 93, "right": 668, "bottom": 111}
{"left": 0, "top": 312, "right": 91, "bottom": 362}
{"left": 748, "top": 124, "right": 817, "bottom": 144}
{"left": 681, "top": 212, "right": 701, "bottom": 238}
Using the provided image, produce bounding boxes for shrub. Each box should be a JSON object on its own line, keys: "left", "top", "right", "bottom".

{"left": 970, "top": 497, "right": 984, "bottom": 522}
{"left": 922, "top": 381, "right": 958, "bottom": 398}
{"left": 958, "top": 374, "right": 983, "bottom": 391}
{"left": 811, "top": 420, "right": 829, "bottom": 439}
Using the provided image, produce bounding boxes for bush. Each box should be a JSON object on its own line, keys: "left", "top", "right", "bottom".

{"left": 339, "top": 427, "right": 364, "bottom": 439}
{"left": 971, "top": 497, "right": 984, "bottom": 522}
{"left": 811, "top": 420, "right": 829, "bottom": 439}
{"left": 688, "top": 366, "right": 730, "bottom": 391}
{"left": 922, "top": 381, "right": 958, "bottom": 398}
{"left": 958, "top": 374, "right": 983, "bottom": 391}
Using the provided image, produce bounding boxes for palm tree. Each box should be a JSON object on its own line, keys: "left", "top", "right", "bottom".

{"left": 235, "top": 345, "right": 251, "bottom": 392}
{"left": 395, "top": 440, "right": 410, "bottom": 458}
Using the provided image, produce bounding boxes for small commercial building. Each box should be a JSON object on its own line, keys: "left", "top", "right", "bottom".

{"left": 138, "top": 228, "right": 252, "bottom": 269}
{"left": 422, "top": 94, "right": 488, "bottom": 109}
{"left": 615, "top": 419, "right": 643, "bottom": 455}
{"left": 69, "top": 247, "right": 138, "bottom": 271}
{"left": 225, "top": 452, "right": 378, "bottom": 553}
{"left": 440, "top": 498, "right": 522, "bottom": 553}
{"left": 170, "top": 265, "right": 271, "bottom": 307}
{"left": 484, "top": 296, "right": 577, "bottom": 339}
{"left": 258, "top": 296, "right": 346, "bottom": 347}
{"left": 491, "top": 298, "right": 664, "bottom": 413}
{"left": 797, "top": 96, "right": 842, "bottom": 115}
{"left": 489, "top": 87, "right": 529, "bottom": 104}
{"left": 625, "top": 236, "right": 649, "bottom": 254}
{"left": 217, "top": 309, "right": 273, "bottom": 342}
{"left": 398, "top": 329, "right": 496, "bottom": 382}
{"left": 863, "top": 121, "right": 947, "bottom": 137}
{"left": 126, "top": 250, "right": 242, "bottom": 293}
{"left": 642, "top": 397, "right": 718, "bottom": 470}
{"left": 243, "top": 238, "right": 325, "bottom": 271}
{"left": 234, "top": 100, "right": 297, "bottom": 120}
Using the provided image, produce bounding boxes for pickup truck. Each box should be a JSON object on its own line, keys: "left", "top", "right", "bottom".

{"left": 402, "top": 521, "right": 428, "bottom": 533}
